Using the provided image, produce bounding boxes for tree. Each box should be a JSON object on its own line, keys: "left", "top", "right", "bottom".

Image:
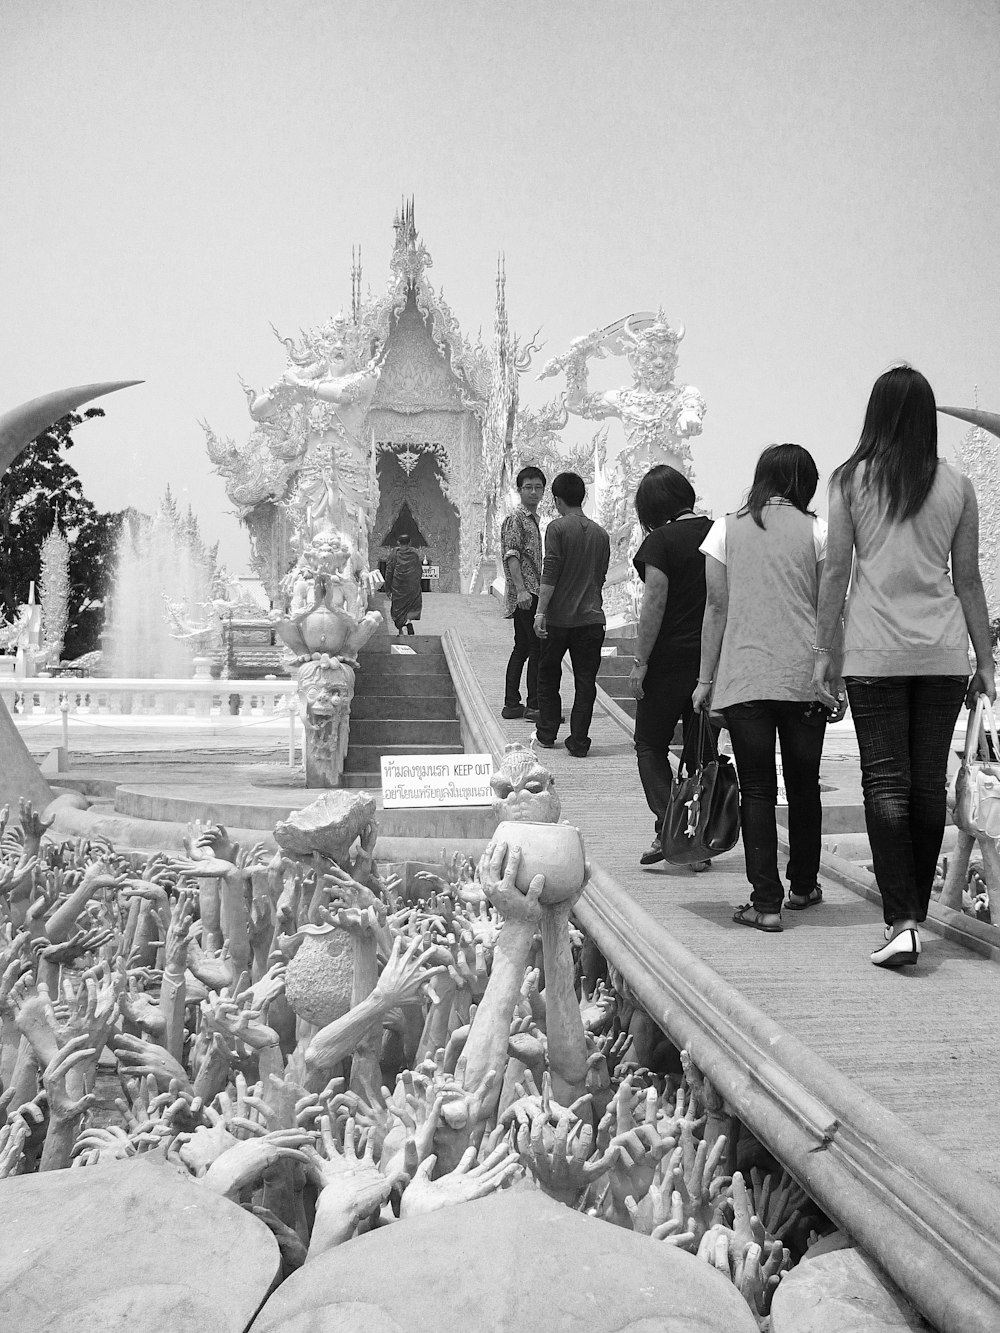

{"left": 0, "top": 408, "right": 128, "bottom": 659}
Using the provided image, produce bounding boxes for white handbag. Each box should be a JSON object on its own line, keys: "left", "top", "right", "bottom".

{"left": 950, "top": 695, "right": 1000, "bottom": 839}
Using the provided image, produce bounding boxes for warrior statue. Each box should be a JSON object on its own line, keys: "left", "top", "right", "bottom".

{"left": 539, "top": 310, "right": 706, "bottom": 618}
{"left": 249, "top": 312, "right": 385, "bottom": 559}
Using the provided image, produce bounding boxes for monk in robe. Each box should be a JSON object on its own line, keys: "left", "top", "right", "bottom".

{"left": 385, "top": 533, "right": 422, "bottom": 636}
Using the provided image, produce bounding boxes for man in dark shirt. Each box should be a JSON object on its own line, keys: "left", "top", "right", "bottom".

{"left": 500, "top": 465, "right": 546, "bottom": 720}
{"left": 532, "top": 471, "right": 610, "bottom": 757}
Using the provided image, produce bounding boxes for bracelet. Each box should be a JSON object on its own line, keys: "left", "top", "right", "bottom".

{"left": 698, "top": 678, "right": 713, "bottom": 685}
{"left": 811, "top": 645, "right": 832, "bottom": 654}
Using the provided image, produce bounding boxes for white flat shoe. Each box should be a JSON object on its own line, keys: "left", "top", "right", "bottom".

{"left": 871, "top": 928, "right": 920, "bottom": 969}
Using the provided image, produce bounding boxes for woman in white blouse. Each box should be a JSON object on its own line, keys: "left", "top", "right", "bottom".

{"left": 693, "top": 444, "right": 843, "bottom": 933}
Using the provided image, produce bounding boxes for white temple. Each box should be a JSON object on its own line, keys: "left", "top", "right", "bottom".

{"left": 204, "top": 202, "right": 707, "bottom": 621}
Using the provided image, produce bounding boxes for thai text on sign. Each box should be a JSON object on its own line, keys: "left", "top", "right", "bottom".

{"left": 381, "top": 753, "right": 494, "bottom": 808}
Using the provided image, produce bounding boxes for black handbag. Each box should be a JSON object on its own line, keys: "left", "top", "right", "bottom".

{"left": 659, "top": 711, "right": 740, "bottom": 864}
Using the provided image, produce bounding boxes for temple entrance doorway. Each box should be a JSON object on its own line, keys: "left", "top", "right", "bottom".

{"left": 371, "top": 448, "right": 460, "bottom": 592}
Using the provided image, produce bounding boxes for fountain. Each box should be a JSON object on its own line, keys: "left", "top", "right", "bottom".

{"left": 102, "top": 494, "right": 222, "bottom": 678}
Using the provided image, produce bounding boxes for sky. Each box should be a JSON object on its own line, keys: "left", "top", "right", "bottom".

{"left": 3, "top": 0, "right": 999, "bottom": 576}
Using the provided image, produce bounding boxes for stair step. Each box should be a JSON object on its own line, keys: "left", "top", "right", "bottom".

{"left": 350, "top": 695, "right": 456, "bottom": 720}
{"left": 359, "top": 637, "right": 445, "bottom": 657}
{"left": 344, "top": 742, "right": 464, "bottom": 773}
{"left": 354, "top": 658, "right": 452, "bottom": 678}
{"left": 349, "top": 719, "right": 462, "bottom": 746}
{"left": 353, "top": 672, "right": 455, "bottom": 697}
{"left": 598, "top": 660, "right": 634, "bottom": 677}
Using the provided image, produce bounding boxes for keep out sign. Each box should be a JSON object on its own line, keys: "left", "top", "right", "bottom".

{"left": 381, "top": 753, "right": 494, "bottom": 808}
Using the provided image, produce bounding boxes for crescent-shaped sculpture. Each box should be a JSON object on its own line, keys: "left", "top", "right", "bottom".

{"left": 938, "top": 405, "right": 1000, "bottom": 443}
{"left": 0, "top": 380, "right": 142, "bottom": 810}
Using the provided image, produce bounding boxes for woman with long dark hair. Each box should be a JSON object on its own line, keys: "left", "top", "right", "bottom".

{"left": 629, "top": 465, "right": 713, "bottom": 866}
{"left": 813, "top": 366, "right": 995, "bottom": 968}
{"left": 694, "top": 444, "right": 837, "bottom": 932}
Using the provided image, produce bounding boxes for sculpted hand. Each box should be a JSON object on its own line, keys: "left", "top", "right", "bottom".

{"left": 62, "top": 960, "right": 124, "bottom": 1055}
{"left": 11, "top": 974, "right": 61, "bottom": 1065}
{"left": 0, "top": 856, "right": 38, "bottom": 902}
{"left": 112, "top": 1031, "right": 192, "bottom": 1093}
{"left": 517, "top": 1107, "right": 617, "bottom": 1206}
{"left": 0, "top": 1117, "right": 29, "bottom": 1178}
{"left": 373, "top": 936, "right": 447, "bottom": 1007}
{"left": 476, "top": 842, "right": 543, "bottom": 924}
{"left": 42, "top": 1034, "right": 98, "bottom": 1123}
{"left": 195, "top": 823, "right": 241, "bottom": 865}
{"left": 164, "top": 887, "right": 197, "bottom": 972}
{"left": 304, "top": 1115, "right": 402, "bottom": 1255}
{"left": 400, "top": 1141, "right": 520, "bottom": 1218}
{"left": 18, "top": 798, "right": 54, "bottom": 852}
{"left": 0, "top": 929, "right": 32, "bottom": 1015}
{"left": 71, "top": 1124, "right": 135, "bottom": 1168}
{"left": 201, "top": 993, "right": 279, "bottom": 1052}
{"left": 625, "top": 1178, "right": 696, "bottom": 1244}
{"left": 201, "top": 1127, "right": 312, "bottom": 1199}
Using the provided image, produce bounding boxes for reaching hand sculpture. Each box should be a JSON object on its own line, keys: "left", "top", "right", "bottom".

{"left": 0, "top": 794, "right": 825, "bottom": 1328}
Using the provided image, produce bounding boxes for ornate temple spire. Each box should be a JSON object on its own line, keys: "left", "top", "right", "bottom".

{"left": 495, "top": 253, "right": 509, "bottom": 360}
{"left": 389, "top": 195, "right": 430, "bottom": 289}
{"left": 350, "top": 245, "right": 363, "bottom": 324}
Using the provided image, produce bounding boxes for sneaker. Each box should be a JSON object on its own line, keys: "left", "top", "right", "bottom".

{"left": 501, "top": 705, "right": 524, "bottom": 719}
{"left": 640, "top": 838, "right": 665, "bottom": 866}
{"left": 523, "top": 707, "right": 540, "bottom": 722}
{"left": 530, "top": 730, "right": 555, "bottom": 749}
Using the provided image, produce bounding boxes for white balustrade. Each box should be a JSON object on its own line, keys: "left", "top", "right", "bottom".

{"left": 2, "top": 677, "right": 295, "bottom": 719}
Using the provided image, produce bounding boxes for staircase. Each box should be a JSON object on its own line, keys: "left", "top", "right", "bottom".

{"left": 342, "top": 636, "right": 463, "bottom": 789}
{"left": 597, "top": 638, "right": 638, "bottom": 719}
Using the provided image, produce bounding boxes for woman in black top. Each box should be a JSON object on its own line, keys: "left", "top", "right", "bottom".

{"left": 629, "top": 466, "right": 713, "bottom": 865}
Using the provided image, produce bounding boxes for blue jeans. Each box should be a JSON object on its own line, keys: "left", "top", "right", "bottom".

{"left": 504, "top": 595, "right": 540, "bottom": 710}
{"left": 723, "top": 700, "right": 828, "bottom": 914}
{"left": 634, "top": 664, "right": 698, "bottom": 836}
{"left": 536, "top": 622, "right": 605, "bottom": 750}
{"left": 845, "top": 675, "right": 967, "bottom": 925}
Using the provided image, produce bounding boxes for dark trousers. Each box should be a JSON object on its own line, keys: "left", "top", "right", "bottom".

{"left": 724, "top": 699, "right": 828, "bottom": 914}
{"left": 634, "top": 665, "right": 698, "bottom": 836}
{"left": 536, "top": 622, "right": 605, "bottom": 750}
{"left": 845, "top": 675, "right": 966, "bottom": 926}
{"left": 504, "top": 596, "right": 540, "bottom": 710}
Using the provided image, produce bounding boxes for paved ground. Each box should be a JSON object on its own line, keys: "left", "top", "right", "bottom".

{"left": 13, "top": 593, "right": 1000, "bottom": 1188}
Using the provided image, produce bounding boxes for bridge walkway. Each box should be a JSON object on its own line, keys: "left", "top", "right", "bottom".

{"left": 419, "top": 593, "right": 1000, "bottom": 1192}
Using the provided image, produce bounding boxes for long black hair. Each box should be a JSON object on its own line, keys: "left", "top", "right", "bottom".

{"left": 634, "top": 464, "right": 696, "bottom": 535}
{"left": 738, "top": 444, "right": 818, "bottom": 528}
{"left": 834, "top": 365, "right": 938, "bottom": 521}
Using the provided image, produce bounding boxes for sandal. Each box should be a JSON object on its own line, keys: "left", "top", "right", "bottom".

{"left": 785, "top": 886, "right": 823, "bottom": 911}
{"left": 732, "top": 903, "right": 783, "bottom": 933}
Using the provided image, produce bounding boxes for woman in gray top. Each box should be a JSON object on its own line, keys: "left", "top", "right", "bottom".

{"left": 694, "top": 445, "right": 838, "bottom": 934}
{"left": 814, "top": 366, "right": 995, "bottom": 969}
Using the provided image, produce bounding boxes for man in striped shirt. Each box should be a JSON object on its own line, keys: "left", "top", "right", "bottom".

{"left": 501, "top": 466, "right": 546, "bottom": 721}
